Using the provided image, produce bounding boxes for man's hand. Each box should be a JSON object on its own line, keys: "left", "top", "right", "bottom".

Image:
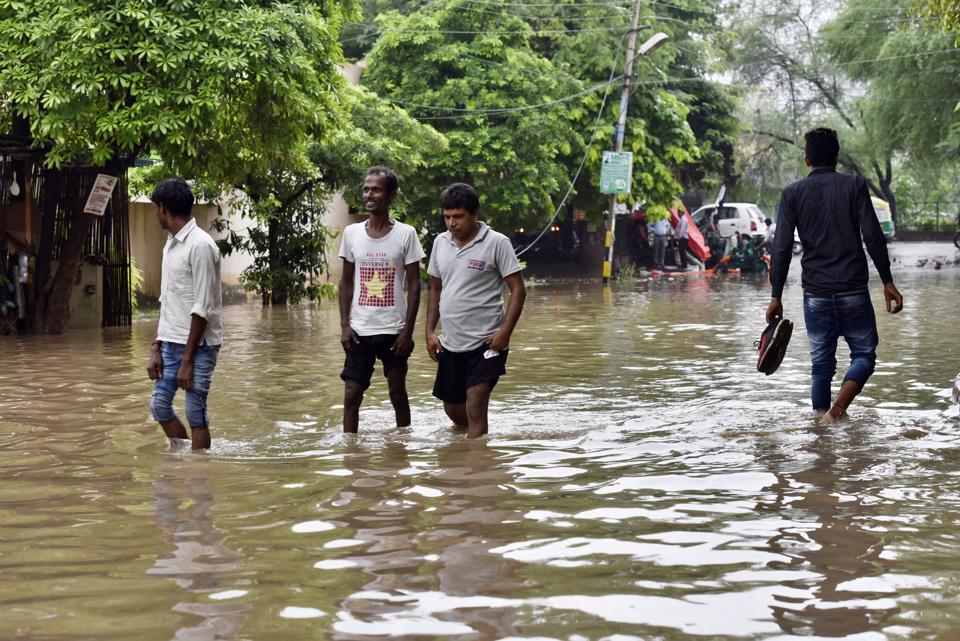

{"left": 177, "top": 360, "right": 193, "bottom": 390}
{"left": 488, "top": 328, "right": 511, "bottom": 352}
{"left": 340, "top": 326, "right": 359, "bottom": 353}
{"left": 884, "top": 282, "right": 904, "bottom": 314}
{"left": 146, "top": 343, "right": 163, "bottom": 380}
{"left": 390, "top": 329, "right": 414, "bottom": 358}
{"left": 766, "top": 298, "right": 783, "bottom": 323}
{"left": 425, "top": 333, "right": 443, "bottom": 362}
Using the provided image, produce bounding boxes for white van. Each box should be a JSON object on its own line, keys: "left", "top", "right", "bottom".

{"left": 690, "top": 203, "right": 769, "bottom": 239}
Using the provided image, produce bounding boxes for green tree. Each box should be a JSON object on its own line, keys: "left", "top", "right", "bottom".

{"left": 0, "top": 0, "right": 354, "bottom": 331}
{"left": 214, "top": 84, "right": 447, "bottom": 304}
{"left": 516, "top": 0, "right": 737, "bottom": 210}
{"left": 914, "top": 0, "right": 960, "bottom": 40}
{"left": 363, "top": 0, "right": 585, "bottom": 233}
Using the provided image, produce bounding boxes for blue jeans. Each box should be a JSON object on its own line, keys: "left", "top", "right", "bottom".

{"left": 803, "top": 292, "right": 878, "bottom": 411}
{"left": 149, "top": 342, "right": 220, "bottom": 428}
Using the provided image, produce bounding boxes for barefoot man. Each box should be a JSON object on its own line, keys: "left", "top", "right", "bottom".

{"left": 767, "top": 128, "right": 904, "bottom": 422}
{"left": 425, "top": 183, "right": 526, "bottom": 438}
{"left": 338, "top": 167, "right": 424, "bottom": 433}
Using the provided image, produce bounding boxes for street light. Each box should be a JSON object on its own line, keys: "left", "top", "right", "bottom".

{"left": 602, "top": 29, "right": 670, "bottom": 284}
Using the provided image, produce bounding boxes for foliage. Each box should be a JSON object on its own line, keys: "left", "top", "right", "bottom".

{"left": 914, "top": 0, "right": 960, "bottom": 41}
{"left": 312, "top": 84, "right": 448, "bottom": 219}
{"left": 0, "top": 0, "right": 356, "bottom": 180}
{"left": 213, "top": 191, "right": 336, "bottom": 304}
{"left": 363, "top": 0, "right": 585, "bottom": 232}
{"left": 519, "top": 0, "right": 737, "bottom": 207}
{"left": 340, "top": 0, "right": 422, "bottom": 59}
{"left": 822, "top": 0, "right": 960, "bottom": 166}
{"left": 213, "top": 82, "right": 446, "bottom": 303}
{"left": 130, "top": 257, "right": 144, "bottom": 313}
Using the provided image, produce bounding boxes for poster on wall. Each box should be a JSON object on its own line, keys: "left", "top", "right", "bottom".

{"left": 83, "top": 174, "right": 119, "bottom": 216}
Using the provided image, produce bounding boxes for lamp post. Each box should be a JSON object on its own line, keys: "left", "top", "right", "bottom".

{"left": 602, "top": 27, "right": 670, "bottom": 284}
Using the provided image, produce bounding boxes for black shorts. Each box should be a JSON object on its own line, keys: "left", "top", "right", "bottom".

{"left": 341, "top": 334, "right": 411, "bottom": 391}
{"left": 432, "top": 342, "right": 509, "bottom": 404}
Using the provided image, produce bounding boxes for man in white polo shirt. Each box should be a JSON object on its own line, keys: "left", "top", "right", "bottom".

{"left": 145, "top": 178, "right": 223, "bottom": 450}
{"left": 425, "top": 182, "right": 526, "bottom": 438}
{"left": 338, "top": 167, "right": 425, "bottom": 433}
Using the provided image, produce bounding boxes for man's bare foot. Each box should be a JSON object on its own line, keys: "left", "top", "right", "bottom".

{"left": 819, "top": 406, "right": 848, "bottom": 424}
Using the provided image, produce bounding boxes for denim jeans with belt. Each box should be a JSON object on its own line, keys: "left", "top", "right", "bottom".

{"left": 149, "top": 342, "right": 220, "bottom": 428}
{"left": 802, "top": 291, "right": 878, "bottom": 411}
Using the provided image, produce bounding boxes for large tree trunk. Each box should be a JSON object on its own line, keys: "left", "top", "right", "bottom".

{"left": 40, "top": 210, "right": 96, "bottom": 333}
{"left": 267, "top": 214, "right": 287, "bottom": 306}
{"left": 30, "top": 169, "right": 61, "bottom": 332}
{"left": 33, "top": 162, "right": 124, "bottom": 333}
{"left": 873, "top": 158, "right": 897, "bottom": 225}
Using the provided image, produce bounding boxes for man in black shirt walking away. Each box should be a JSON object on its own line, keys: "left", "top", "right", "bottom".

{"left": 767, "top": 128, "right": 904, "bottom": 422}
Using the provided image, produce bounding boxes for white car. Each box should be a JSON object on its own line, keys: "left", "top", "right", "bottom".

{"left": 691, "top": 202, "right": 769, "bottom": 239}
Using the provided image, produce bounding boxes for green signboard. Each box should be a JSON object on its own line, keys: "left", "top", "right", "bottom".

{"left": 599, "top": 151, "right": 633, "bottom": 195}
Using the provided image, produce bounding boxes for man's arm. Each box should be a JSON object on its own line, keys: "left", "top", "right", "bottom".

{"left": 425, "top": 276, "right": 443, "bottom": 362}
{"left": 147, "top": 339, "right": 163, "bottom": 380}
{"left": 488, "top": 272, "right": 526, "bottom": 352}
{"left": 391, "top": 262, "right": 422, "bottom": 356}
{"left": 856, "top": 180, "right": 903, "bottom": 314}
{"left": 177, "top": 315, "right": 208, "bottom": 390}
{"left": 338, "top": 259, "right": 359, "bottom": 352}
{"left": 767, "top": 191, "right": 797, "bottom": 321}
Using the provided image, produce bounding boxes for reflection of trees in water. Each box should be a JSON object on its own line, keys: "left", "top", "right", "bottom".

{"left": 758, "top": 426, "right": 896, "bottom": 636}
{"left": 148, "top": 457, "right": 248, "bottom": 641}
{"left": 325, "top": 439, "right": 525, "bottom": 640}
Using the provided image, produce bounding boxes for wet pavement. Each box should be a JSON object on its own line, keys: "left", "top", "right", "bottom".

{"left": 0, "top": 269, "right": 958, "bottom": 640}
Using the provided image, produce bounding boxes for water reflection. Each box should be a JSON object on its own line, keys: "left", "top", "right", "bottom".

{"left": 1, "top": 271, "right": 959, "bottom": 640}
{"left": 758, "top": 425, "right": 896, "bottom": 636}
{"left": 148, "top": 456, "right": 249, "bottom": 641}
{"left": 324, "top": 439, "right": 525, "bottom": 638}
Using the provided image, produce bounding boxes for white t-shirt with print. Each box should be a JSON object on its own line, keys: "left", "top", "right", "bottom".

{"left": 339, "top": 221, "right": 425, "bottom": 336}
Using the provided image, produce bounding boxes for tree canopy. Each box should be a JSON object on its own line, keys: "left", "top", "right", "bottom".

{"left": 0, "top": 0, "right": 355, "bottom": 181}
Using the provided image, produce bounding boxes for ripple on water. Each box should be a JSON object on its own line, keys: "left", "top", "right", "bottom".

{"left": 0, "top": 274, "right": 959, "bottom": 639}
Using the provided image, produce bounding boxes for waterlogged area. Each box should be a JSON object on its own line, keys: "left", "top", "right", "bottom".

{"left": 1, "top": 269, "right": 959, "bottom": 640}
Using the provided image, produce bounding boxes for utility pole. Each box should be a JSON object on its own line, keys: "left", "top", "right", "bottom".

{"left": 601, "top": 6, "right": 669, "bottom": 284}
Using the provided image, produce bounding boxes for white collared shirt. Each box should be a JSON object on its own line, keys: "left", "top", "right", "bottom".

{"left": 157, "top": 217, "right": 223, "bottom": 346}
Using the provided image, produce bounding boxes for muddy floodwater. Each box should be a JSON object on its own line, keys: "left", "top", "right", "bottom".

{"left": 1, "top": 269, "right": 959, "bottom": 640}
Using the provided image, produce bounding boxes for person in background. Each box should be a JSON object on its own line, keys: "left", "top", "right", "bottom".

{"left": 764, "top": 217, "right": 777, "bottom": 253}
{"left": 648, "top": 216, "right": 669, "bottom": 270}
{"left": 675, "top": 211, "right": 689, "bottom": 270}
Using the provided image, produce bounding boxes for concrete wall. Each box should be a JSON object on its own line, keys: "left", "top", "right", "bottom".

{"left": 130, "top": 198, "right": 254, "bottom": 298}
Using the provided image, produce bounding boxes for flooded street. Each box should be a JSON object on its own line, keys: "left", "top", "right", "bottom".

{"left": 1, "top": 269, "right": 959, "bottom": 640}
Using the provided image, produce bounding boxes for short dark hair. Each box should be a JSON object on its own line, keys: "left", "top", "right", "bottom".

{"left": 366, "top": 166, "right": 399, "bottom": 193}
{"left": 439, "top": 182, "right": 480, "bottom": 213}
{"left": 804, "top": 128, "right": 840, "bottom": 167}
{"left": 150, "top": 178, "right": 194, "bottom": 217}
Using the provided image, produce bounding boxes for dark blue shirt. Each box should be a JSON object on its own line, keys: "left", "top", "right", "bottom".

{"left": 770, "top": 167, "right": 893, "bottom": 298}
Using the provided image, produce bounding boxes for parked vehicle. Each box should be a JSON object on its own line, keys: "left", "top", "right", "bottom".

{"left": 691, "top": 203, "right": 769, "bottom": 239}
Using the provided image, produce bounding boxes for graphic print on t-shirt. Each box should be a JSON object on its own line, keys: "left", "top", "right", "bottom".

{"left": 358, "top": 254, "right": 395, "bottom": 307}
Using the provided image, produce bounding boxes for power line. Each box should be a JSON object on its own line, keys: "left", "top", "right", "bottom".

{"left": 516, "top": 35, "right": 626, "bottom": 258}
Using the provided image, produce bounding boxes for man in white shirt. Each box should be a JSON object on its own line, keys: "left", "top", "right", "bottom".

{"left": 647, "top": 217, "right": 669, "bottom": 270}
{"left": 338, "top": 167, "right": 425, "bottom": 433}
{"left": 145, "top": 179, "right": 223, "bottom": 450}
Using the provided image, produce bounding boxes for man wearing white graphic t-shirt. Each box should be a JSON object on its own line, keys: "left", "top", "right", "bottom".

{"left": 338, "top": 167, "right": 425, "bottom": 433}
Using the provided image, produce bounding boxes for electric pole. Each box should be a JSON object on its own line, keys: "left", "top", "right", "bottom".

{"left": 601, "top": 4, "right": 669, "bottom": 284}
